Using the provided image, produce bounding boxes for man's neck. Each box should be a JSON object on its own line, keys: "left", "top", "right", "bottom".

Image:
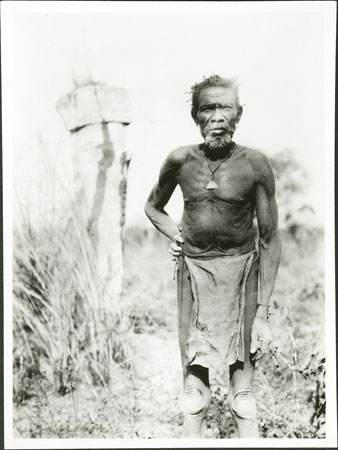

{"left": 202, "top": 141, "right": 235, "bottom": 161}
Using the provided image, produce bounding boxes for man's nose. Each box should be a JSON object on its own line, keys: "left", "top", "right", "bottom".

{"left": 210, "top": 108, "right": 225, "bottom": 123}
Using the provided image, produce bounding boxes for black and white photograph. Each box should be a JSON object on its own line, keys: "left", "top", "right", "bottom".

{"left": 2, "top": 1, "right": 336, "bottom": 447}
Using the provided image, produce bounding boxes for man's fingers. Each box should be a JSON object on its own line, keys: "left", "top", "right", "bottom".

{"left": 169, "top": 252, "right": 182, "bottom": 258}
{"left": 170, "top": 252, "right": 182, "bottom": 258}
{"left": 173, "top": 232, "right": 184, "bottom": 244}
{"left": 250, "top": 343, "right": 257, "bottom": 354}
{"left": 169, "top": 244, "right": 182, "bottom": 254}
{"left": 252, "top": 351, "right": 263, "bottom": 362}
{"left": 250, "top": 334, "right": 259, "bottom": 354}
{"left": 251, "top": 336, "right": 271, "bottom": 361}
{"left": 250, "top": 340, "right": 257, "bottom": 354}
{"left": 250, "top": 318, "right": 271, "bottom": 360}
{"left": 169, "top": 242, "right": 183, "bottom": 261}
{"left": 170, "top": 229, "right": 184, "bottom": 260}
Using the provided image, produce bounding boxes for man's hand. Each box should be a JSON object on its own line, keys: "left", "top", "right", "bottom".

{"left": 250, "top": 309, "right": 271, "bottom": 361}
{"left": 169, "top": 228, "right": 184, "bottom": 261}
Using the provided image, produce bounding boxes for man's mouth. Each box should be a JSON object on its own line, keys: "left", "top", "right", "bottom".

{"left": 210, "top": 128, "right": 227, "bottom": 136}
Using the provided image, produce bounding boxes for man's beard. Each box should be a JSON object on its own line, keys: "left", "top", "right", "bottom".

{"left": 204, "top": 131, "right": 232, "bottom": 150}
{"left": 201, "top": 123, "right": 236, "bottom": 153}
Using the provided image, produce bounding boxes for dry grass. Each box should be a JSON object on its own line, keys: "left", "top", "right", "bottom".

{"left": 13, "top": 205, "right": 130, "bottom": 406}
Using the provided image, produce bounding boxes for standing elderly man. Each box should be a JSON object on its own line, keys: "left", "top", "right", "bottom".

{"left": 145, "top": 75, "right": 281, "bottom": 438}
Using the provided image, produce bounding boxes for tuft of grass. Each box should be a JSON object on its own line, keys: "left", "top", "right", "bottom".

{"left": 13, "top": 204, "right": 130, "bottom": 404}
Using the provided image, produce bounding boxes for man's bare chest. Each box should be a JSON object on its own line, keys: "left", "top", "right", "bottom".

{"left": 176, "top": 154, "right": 256, "bottom": 205}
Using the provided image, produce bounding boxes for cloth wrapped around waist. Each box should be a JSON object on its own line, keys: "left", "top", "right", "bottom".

{"left": 182, "top": 250, "right": 256, "bottom": 371}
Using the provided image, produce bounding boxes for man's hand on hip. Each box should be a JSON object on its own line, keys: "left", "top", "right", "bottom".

{"left": 250, "top": 311, "right": 271, "bottom": 361}
{"left": 169, "top": 228, "right": 184, "bottom": 261}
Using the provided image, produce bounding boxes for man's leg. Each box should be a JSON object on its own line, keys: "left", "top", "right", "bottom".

{"left": 182, "top": 365, "right": 211, "bottom": 438}
{"left": 177, "top": 256, "right": 194, "bottom": 369}
{"left": 228, "top": 257, "right": 259, "bottom": 438}
{"left": 177, "top": 257, "right": 211, "bottom": 438}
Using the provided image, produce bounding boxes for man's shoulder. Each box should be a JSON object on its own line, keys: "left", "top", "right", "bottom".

{"left": 165, "top": 144, "right": 200, "bottom": 164}
{"left": 238, "top": 145, "right": 272, "bottom": 172}
{"left": 236, "top": 144, "right": 274, "bottom": 186}
{"left": 237, "top": 144, "right": 269, "bottom": 163}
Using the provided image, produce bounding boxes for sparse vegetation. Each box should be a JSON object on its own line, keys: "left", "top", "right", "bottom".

{"left": 13, "top": 205, "right": 130, "bottom": 407}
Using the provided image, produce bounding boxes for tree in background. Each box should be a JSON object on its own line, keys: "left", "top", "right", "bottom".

{"left": 269, "top": 149, "right": 321, "bottom": 250}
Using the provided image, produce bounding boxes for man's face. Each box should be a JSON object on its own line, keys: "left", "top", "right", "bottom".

{"left": 194, "top": 86, "right": 241, "bottom": 150}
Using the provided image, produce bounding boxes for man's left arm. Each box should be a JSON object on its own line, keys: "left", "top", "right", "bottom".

{"left": 250, "top": 155, "right": 281, "bottom": 359}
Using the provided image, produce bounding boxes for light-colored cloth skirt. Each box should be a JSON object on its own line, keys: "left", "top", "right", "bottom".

{"left": 177, "top": 250, "right": 257, "bottom": 373}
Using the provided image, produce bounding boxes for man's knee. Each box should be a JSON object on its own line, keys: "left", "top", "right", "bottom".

{"left": 229, "top": 390, "right": 257, "bottom": 421}
{"left": 182, "top": 374, "right": 211, "bottom": 415}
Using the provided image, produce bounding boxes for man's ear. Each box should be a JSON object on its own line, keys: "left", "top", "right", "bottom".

{"left": 236, "top": 105, "right": 243, "bottom": 124}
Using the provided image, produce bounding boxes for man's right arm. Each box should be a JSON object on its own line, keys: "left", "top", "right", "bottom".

{"left": 144, "top": 151, "right": 181, "bottom": 242}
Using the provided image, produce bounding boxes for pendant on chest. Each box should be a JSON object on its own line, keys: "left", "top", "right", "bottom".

{"left": 204, "top": 150, "right": 234, "bottom": 190}
{"left": 206, "top": 178, "right": 218, "bottom": 190}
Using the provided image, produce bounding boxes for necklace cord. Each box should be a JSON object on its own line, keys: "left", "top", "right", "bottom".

{"left": 205, "top": 146, "right": 235, "bottom": 178}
